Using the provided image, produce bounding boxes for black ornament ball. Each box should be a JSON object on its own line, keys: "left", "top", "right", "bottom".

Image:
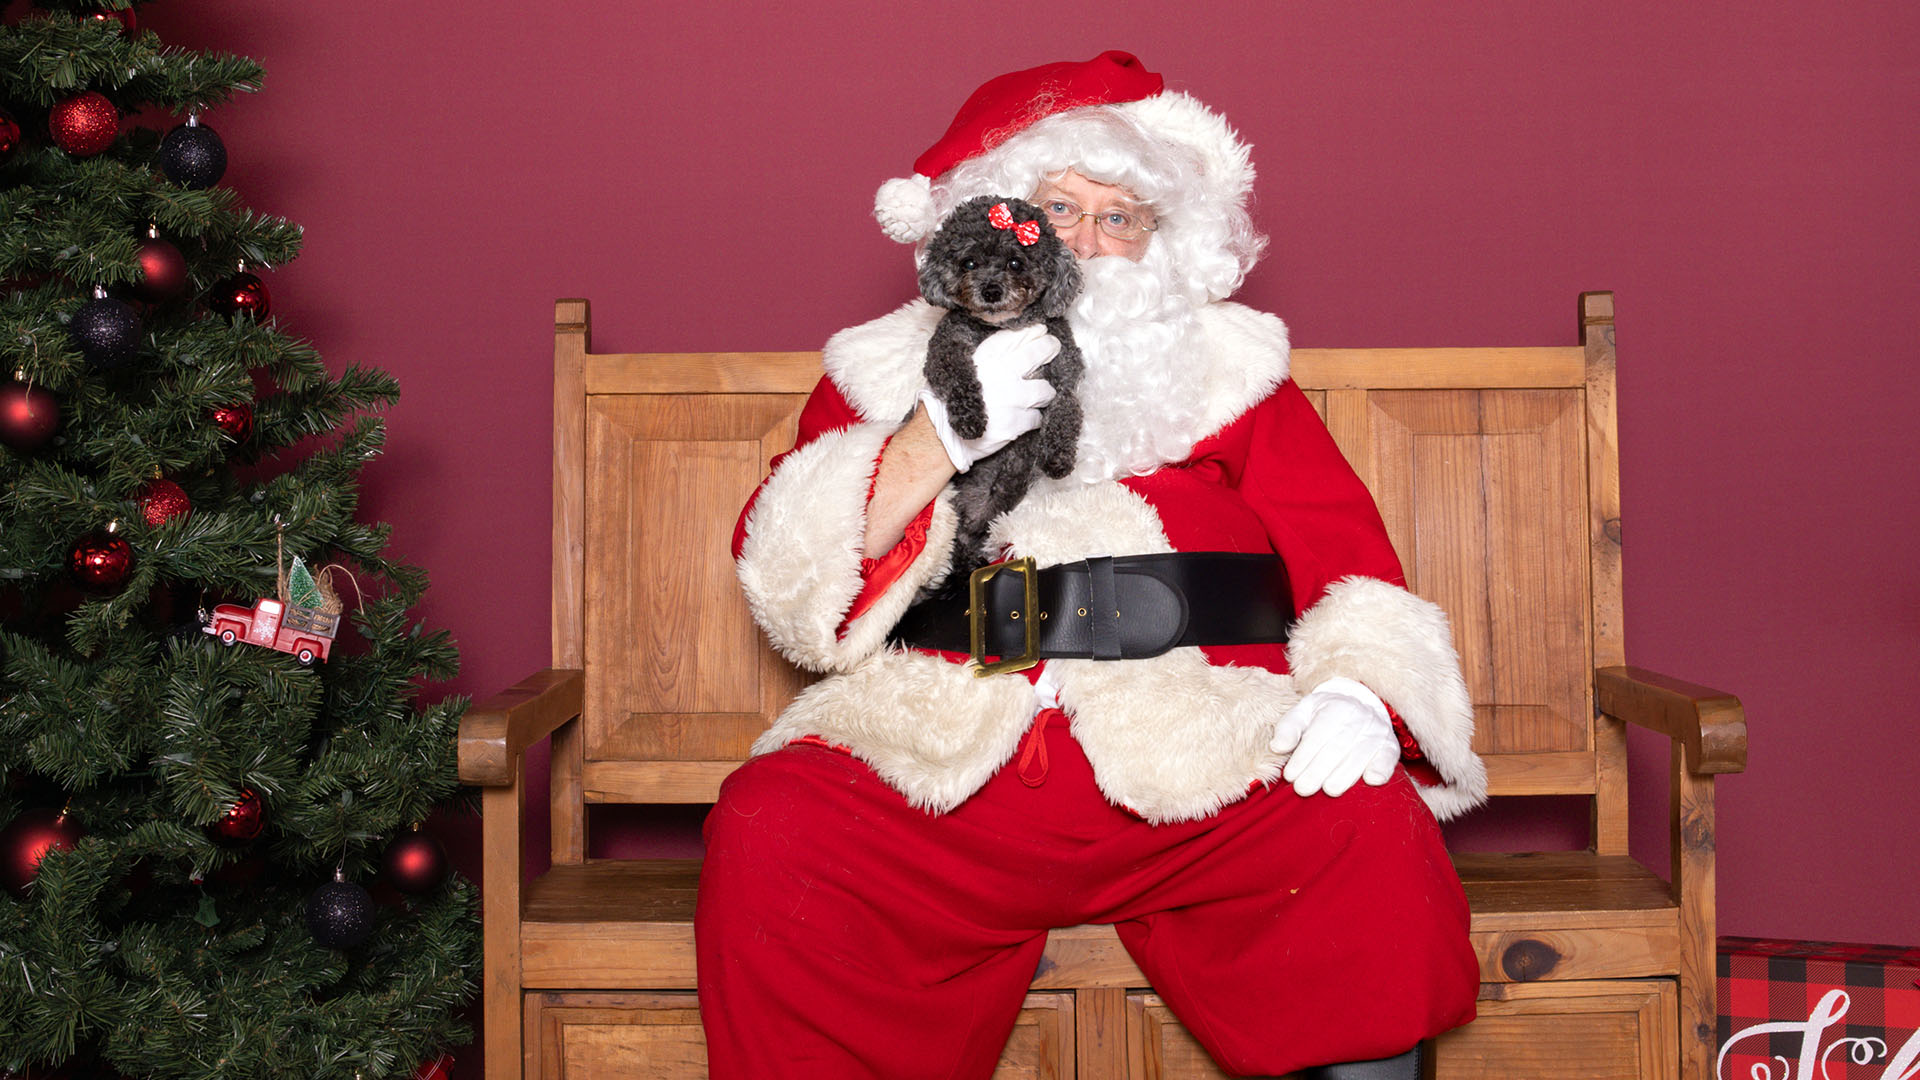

{"left": 206, "top": 272, "right": 270, "bottom": 321}
{"left": 382, "top": 829, "right": 449, "bottom": 894}
{"left": 1, "top": 380, "right": 61, "bottom": 450}
{"left": 69, "top": 296, "right": 142, "bottom": 369}
{"left": 0, "top": 108, "right": 21, "bottom": 164}
{"left": 132, "top": 236, "right": 188, "bottom": 302}
{"left": 158, "top": 122, "right": 226, "bottom": 189}
{"left": 305, "top": 875, "right": 376, "bottom": 948}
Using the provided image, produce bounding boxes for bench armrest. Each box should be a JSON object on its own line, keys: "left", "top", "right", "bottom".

{"left": 457, "top": 667, "right": 585, "bottom": 786}
{"left": 1595, "top": 665, "right": 1747, "bottom": 775}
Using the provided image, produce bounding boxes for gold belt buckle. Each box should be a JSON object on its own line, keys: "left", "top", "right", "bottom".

{"left": 968, "top": 556, "right": 1039, "bottom": 677}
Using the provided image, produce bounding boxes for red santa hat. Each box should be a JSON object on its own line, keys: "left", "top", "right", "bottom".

{"left": 874, "top": 51, "right": 1258, "bottom": 250}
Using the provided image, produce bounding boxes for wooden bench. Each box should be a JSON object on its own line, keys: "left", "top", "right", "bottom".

{"left": 458, "top": 292, "right": 1747, "bottom": 1079}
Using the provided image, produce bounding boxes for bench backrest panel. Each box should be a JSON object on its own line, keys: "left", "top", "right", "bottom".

{"left": 553, "top": 297, "right": 1624, "bottom": 840}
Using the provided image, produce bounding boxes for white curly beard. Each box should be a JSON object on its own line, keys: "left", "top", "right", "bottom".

{"left": 1062, "top": 245, "right": 1209, "bottom": 481}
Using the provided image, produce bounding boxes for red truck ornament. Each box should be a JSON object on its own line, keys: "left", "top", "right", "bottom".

{"left": 202, "top": 597, "right": 340, "bottom": 664}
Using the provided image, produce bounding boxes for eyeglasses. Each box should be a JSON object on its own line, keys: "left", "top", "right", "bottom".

{"left": 1035, "top": 195, "right": 1158, "bottom": 242}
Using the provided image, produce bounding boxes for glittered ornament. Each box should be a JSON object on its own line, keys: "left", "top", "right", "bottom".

{"left": 69, "top": 525, "right": 134, "bottom": 593}
{"left": 1, "top": 379, "right": 60, "bottom": 450}
{"left": 69, "top": 295, "right": 142, "bottom": 369}
{"left": 158, "top": 119, "right": 226, "bottom": 189}
{"left": 132, "top": 232, "right": 188, "bottom": 303}
{"left": 206, "top": 271, "right": 270, "bottom": 321}
{"left": 49, "top": 92, "right": 119, "bottom": 156}
{"left": 381, "top": 828, "right": 449, "bottom": 894}
{"left": 137, "top": 477, "right": 191, "bottom": 526}
{"left": 1, "top": 808, "right": 86, "bottom": 896}
{"left": 210, "top": 401, "right": 253, "bottom": 442}
{"left": 210, "top": 788, "right": 265, "bottom": 843}
{"left": 306, "top": 870, "right": 376, "bottom": 948}
{"left": 0, "top": 108, "right": 21, "bottom": 164}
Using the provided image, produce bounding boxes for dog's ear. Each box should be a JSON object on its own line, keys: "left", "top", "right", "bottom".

{"left": 1034, "top": 238, "right": 1083, "bottom": 319}
{"left": 918, "top": 253, "right": 959, "bottom": 310}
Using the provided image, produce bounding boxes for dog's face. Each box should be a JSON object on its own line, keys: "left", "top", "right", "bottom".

{"left": 919, "top": 196, "right": 1082, "bottom": 324}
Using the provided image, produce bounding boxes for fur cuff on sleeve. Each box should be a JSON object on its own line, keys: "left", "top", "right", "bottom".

{"left": 1285, "top": 576, "right": 1488, "bottom": 820}
{"left": 736, "top": 421, "right": 957, "bottom": 672}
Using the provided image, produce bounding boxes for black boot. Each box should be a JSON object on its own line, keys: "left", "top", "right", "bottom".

{"left": 1294, "top": 1042, "right": 1424, "bottom": 1080}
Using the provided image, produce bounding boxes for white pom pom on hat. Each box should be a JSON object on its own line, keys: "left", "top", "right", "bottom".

{"left": 872, "top": 50, "right": 1167, "bottom": 244}
{"left": 874, "top": 175, "right": 938, "bottom": 244}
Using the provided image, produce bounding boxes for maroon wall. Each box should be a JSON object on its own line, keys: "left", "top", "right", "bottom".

{"left": 139, "top": 0, "right": 1917, "bottom": 1012}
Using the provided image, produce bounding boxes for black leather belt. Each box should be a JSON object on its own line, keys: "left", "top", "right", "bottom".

{"left": 889, "top": 553, "right": 1292, "bottom": 676}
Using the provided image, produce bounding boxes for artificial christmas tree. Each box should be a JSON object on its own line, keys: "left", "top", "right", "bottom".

{"left": 0, "top": 5, "right": 478, "bottom": 1078}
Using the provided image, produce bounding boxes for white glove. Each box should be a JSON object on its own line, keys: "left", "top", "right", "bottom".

{"left": 1270, "top": 676, "right": 1400, "bottom": 798}
{"left": 919, "top": 324, "right": 1060, "bottom": 472}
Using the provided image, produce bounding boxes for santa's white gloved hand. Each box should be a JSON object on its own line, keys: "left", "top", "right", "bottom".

{"left": 918, "top": 324, "right": 1060, "bottom": 472}
{"left": 1270, "top": 676, "right": 1401, "bottom": 798}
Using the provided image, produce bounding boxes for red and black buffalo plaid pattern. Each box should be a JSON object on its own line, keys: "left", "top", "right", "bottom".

{"left": 1719, "top": 936, "right": 1920, "bottom": 1079}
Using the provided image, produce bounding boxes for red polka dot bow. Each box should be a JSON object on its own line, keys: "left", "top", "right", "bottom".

{"left": 987, "top": 202, "right": 1042, "bottom": 246}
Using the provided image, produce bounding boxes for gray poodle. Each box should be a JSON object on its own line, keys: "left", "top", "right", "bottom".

{"left": 919, "top": 196, "right": 1085, "bottom": 571}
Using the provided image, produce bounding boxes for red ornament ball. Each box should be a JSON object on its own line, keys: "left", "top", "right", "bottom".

{"left": 1, "top": 380, "right": 61, "bottom": 450}
{"left": 138, "top": 477, "right": 191, "bottom": 525}
{"left": 49, "top": 92, "right": 119, "bottom": 157}
{"left": 210, "top": 402, "right": 252, "bottom": 442}
{"left": 411, "top": 1053, "right": 455, "bottom": 1080}
{"left": 86, "top": 7, "right": 139, "bottom": 34}
{"left": 1, "top": 809, "right": 86, "bottom": 896}
{"left": 69, "top": 528, "right": 134, "bottom": 593}
{"left": 133, "top": 236, "right": 188, "bottom": 303}
{"left": 211, "top": 788, "right": 265, "bottom": 843}
{"left": 382, "top": 829, "right": 449, "bottom": 894}
{"left": 207, "top": 272, "right": 270, "bottom": 321}
{"left": 0, "top": 108, "right": 21, "bottom": 164}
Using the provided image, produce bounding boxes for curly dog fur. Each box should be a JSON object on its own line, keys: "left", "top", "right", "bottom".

{"left": 919, "top": 195, "right": 1085, "bottom": 571}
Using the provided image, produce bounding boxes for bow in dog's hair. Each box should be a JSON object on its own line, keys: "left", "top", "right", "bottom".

{"left": 987, "top": 202, "right": 1042, "bottom": 246}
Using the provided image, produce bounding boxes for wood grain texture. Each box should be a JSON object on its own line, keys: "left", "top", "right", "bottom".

{"left": 482, "top": 770, "right": 525, "bottom": 1080}
{"left": 1673, "top": 745, "right": 1718, "bottom": 1080}
{"left": 1595, "top": 666, "right": 1749, "bottom": 775}
{"left": 1291, "top": 347, "right": 1587, "bottom": 389}
{"left": 584, "top": 351, "right": 821, "bottom": 395}
{"left": 1077, "top": 987, "right": 1129, "bottom": 1080}
{"left": 457, "top": 667, "right": 583, "bottom": 787}
{"left": 580, "top": 759, "right": 742, "bottom": 804}
{"left": 582, "top": 393, "right": 808, "bottom": 763}
{"left": 553, "top": 300, "right": 589, "bottom": 669}
{"left": 1127, "top": 995, "right": 1238, "bottom": 1080}
{"left": 549, "top": 718, "right": 585, "bottom": 865}
{"left": 1432, "top": 980, "right": 1677, "bottom": 1080}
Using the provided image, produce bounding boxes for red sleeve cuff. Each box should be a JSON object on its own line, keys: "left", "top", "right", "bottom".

{"left": 1386, "top": 703, "right": 1445, "bottom": 787}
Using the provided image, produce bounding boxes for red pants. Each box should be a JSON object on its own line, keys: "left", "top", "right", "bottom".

{"left": 696, "top": 709, "right": 1477, "bottom": 1079}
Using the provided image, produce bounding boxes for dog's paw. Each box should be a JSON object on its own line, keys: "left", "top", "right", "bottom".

{"left": 949, "top": 402, "right": 988, "bottom": 440}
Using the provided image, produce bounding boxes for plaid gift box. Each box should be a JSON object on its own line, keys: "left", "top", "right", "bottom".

{"left": 1719, "top": 936, "right": 1920, "bottom": 1079}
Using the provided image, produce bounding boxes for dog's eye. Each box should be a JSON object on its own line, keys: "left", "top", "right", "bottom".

{"left": 1007, "top": 258, "right": 1025, "bottom": 272}
{"left": 963, "top": 258, "right": 976, "bottom": 271}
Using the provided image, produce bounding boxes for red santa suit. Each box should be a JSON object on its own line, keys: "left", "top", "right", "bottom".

{"left": 698, "top": 52, "right": 1487, "bottom": 1080}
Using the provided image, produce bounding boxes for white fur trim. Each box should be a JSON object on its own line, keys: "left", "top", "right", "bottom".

{"left": 1285, "top": 576, "right": 1488, "bottom": 820}
{"left": 1114, "top": 92, "right": 1255, "bottom": 208}
{"left": 821, "top": 299, "right": 946, "bottom": 423}
{"left": 821, "top": 299, "right": 1287, "bottom": 455}
{"left": 736, "top": 420, "right": 958, "bottom": 673}
{"left": 1057, "top": 651, "right": 1299, "bottom": 824}
{"left": 1195, "top": 303, "right": 1289, "bottom": 437}
{"left": 753, "top": 648, "right": 1037, "bottom": 814}
{"left": 995, "top": 481, "right": 1301, "bottom": 823}
{"left": 874, "top": 174, "right": 939, "bottom": 243}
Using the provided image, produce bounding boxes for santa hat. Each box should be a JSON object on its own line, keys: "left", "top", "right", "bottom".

{"left": 874, "top": 51, "right": 1256, "bottom": 246}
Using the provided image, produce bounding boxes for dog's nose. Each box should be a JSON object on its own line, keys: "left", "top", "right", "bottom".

{"left": 981, "top": 283, "right": 1004, "bottom": 304}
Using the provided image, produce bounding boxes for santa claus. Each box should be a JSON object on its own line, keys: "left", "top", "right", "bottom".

{"left": 701, "top": 52, "right": 1486, "bottom": 1080}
